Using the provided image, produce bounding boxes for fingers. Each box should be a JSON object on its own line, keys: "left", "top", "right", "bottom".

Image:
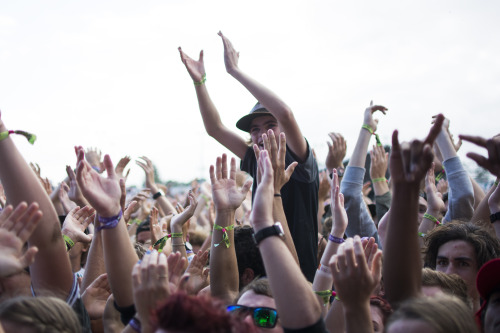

{"left": 19, "top": 246, "right": 38, "bottom": 269}
{"left": 66, "top": 165, "right": 76, "bottom": 181}
{"left": 209, "top": 165, "right": 216, "bottom": 185}
{"left": 221, "top": 154, "right": 228, "bottom": 180}
{"left": 215, "top": 156, "right": 222, "bottom": 180}
{"left": 103, "top": 154, "right": 116, "bottom": 179}
{"left": 424, "top": 114, "right": 444, "bottom": 146}
{"left": 120, "top": 178, "right": 126, "bottom": 210}
{"left": 459, "top": 134, "right": 487, "bottom": 148}
{"left": 284, "top": 161, "right": 298, "bottom": 181}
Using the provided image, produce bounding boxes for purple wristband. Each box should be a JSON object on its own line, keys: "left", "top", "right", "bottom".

{"left": 96, "top": 210, "right": 123, "bottom": 232}
{"left": 328, "top": 234, "right": 345, "bottom": 244}
{"left": 129, "top": 317, "right": 141, "bottom": 332}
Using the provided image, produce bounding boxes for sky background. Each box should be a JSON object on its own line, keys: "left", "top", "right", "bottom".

{"left": 1, "top": 0, "right": 499, "bottom": 187}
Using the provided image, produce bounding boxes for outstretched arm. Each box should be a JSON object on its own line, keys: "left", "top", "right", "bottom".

{"left": 251, "top": 150, "right": 323, "bottom": 330}
{"left": 178, "top": 47, "right": 248, "bottom": 159}
{"left": 0, "top": 116, "right": 74, "bottom": 298}
{"left": 383, "top": 115, "right": 443, "bottom": 306}
{"left": 209, "top": 154, "right": 252, "bottom": 303}
{"left": 341, "top": 102, "right": 387, "bottom": 244}
{"left": 218, "top": 32, "right": 308, "bottom": 161}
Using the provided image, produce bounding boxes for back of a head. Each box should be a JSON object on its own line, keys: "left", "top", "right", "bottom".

{"left": 234, "top": 225, "right": 266, "bottom": 288}
{"left": 421, "top": 268, "right": 471, "bottom": 308}
{"left": 424, "top": 221, "right": 500, "bottom": 270}
{"left": 387, "top": 294, "right": 478, "bottom": 333}
{"left": 0, "top": 296, "right": 81, "bottom": 333}
{"left": 154, "top": 292, "right": 256, "bottom": 333}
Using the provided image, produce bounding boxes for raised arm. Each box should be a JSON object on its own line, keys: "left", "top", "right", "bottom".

{"left": 383, "top": 115, "right": 443, "bottom": 306}
{"left": 218, "top": 31, "right": 308, "bottom": 161}
{"left": 434, "top": 117, "right": 474, "bottom": 223}
{"left": 0, "top": 116, "right": 74, "bottom": 298}
{"left": 209, "top": 154, "right": 252, "bottom": 303}
{"left": 178, "top": 47, "right": 248, "bottom": 159}
{"left": 251, "top": 150, "right": 323, "bottom": 330}
{"left": 75, "top": 147, "right": 138, "bottom": 308}
{"left": 341, "top": 102, "right": 387, "bottom": 244}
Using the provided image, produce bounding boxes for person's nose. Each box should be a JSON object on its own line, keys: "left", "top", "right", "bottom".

{"left": 445, "top": 264, "right": 456, "bottom": 275}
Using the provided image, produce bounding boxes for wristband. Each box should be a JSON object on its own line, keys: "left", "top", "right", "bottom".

{"left": 171, "top": 232, "right": 183, "bottom": 238}
{"left": 495, "top": 180, "right": 499, "bottom": 186}
{"left": 423, "top": 212, "right": 441, "bottom": 225}
{"left": 362, "top": 124, "right": 382, "bottom": 147}
{"left": 372, "top": 177, "right": 387, "bottom": 183}
{"left": 129, "top": 317, "right": 141, "bottom": 332}
{"left": 418, "top": 232, "right": 426, "bottom": 238}
{"left": 213, "top": 224, "right": 235, "bottom": 248}
{"left": 194, "top": 74, "right": 206, "bottom": 86}
{"left": 435, "top": 170, "right": 446, "bottom": 182}
{"left": 490, "top": 212, "right": 500, "bottom": 223}
{"left": 96, "top": 210, "right": 123, "bottom": 232}
{"left": 0, "top": 130, "right": 37, "bottom": 144}
{"left": 153, "top": 234, "right": 172, "bottom": 250}
{"left": 274, "top": 193, "right": 281, "bottom": 197}
{"left": 328, "top": 234, "right": 345, "bottom": 244}
{"left": 92, "top": 166, "right": 101, "bottom": 173}
{"left": 314, "top": 290, "right": 333, "bottom": 305}
{"left": 331, "top": 290, "right": 341, "bottom": 301}
{"left": 63, "top": 234, "right": 75, "bottom": 251}
{"left": 317, "top": 263, "right": 331, "bottom": 274}
{"left": 153, "top": 191, "right": 163, "bottom": 199}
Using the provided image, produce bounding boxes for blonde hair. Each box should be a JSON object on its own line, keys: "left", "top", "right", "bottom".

{"left": 421, "top": 268, "right": 471, "bottom": 308}
{"left": 0, "top": 296, "right": 81, "bottom": 333}
{"left": 387, "top": 295, "right": 478, "bottom": 333}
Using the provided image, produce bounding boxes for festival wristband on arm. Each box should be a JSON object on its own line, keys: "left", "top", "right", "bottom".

{"left": 0, "top": 130, "right": 37, "bottom": 144}
{"left": 213, "top": 224, "right": 235, "bottom": 248}
{"left": 361, "top": 124, "right": 382, "bottom": 147}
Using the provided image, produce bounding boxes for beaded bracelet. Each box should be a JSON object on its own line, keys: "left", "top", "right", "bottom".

{"left": 194, "top": 74, "right": 207, "bottom": 86}
{"left": 213, "top": 224, "right": 235, "bottom": 248}
{"left": 96, "top": 210, "right": 123, "bottom": 232}
{"left": 423, "top": 212, "right": 441, "bottom": 225}
{"left": 0, "top": 130, "right": 37, "bottom": 144}
{"left": 328, "top": 234, "right": 345, "bottom": 244}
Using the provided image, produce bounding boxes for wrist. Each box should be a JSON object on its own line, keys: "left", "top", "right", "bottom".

{"left": 489, "top": 206, "right": 500, "bottom": 215}
{"left": 330, "top": 229, "right": 345, "bottom": 239}
{"left": 251, "top": 219, "right": 274, "bottom": 233}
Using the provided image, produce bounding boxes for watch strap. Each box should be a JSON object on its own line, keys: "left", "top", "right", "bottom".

{"left": 253, "top": 223, "right": 284, "bottom": 245}
{"left": 490, "top": 212, "right": 500, "bottom": 223}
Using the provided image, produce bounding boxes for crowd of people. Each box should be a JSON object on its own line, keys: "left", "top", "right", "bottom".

{"left": 0, "top": 31, "right": 499, "bottom": 333}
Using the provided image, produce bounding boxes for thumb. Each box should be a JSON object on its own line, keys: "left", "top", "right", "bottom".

{"left": 20, "top": 246, "right": 38, "bottom": 268}
{"left": 284, "top": 162, "right": 298, "bottom": 180}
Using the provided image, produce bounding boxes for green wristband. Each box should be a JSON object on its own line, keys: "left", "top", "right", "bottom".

{"left": 194, "top": 74, "right": 206, "bottom": 86}
{"left": 424, "top": 213, "right": 441, "bottom": 225}
{"left": 63, "top": 234, "right": 75, "bottom": 251}
{"left": 372, "top": 177, "right": 387, "bottom": 183}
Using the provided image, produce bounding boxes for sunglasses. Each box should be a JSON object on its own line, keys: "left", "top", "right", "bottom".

{"left": 227, "top": 305, "right": 278, "bottom": 328}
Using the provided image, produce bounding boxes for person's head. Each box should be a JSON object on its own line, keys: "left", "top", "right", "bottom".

{"left": 236, "top": 103, "right": 280, "bottom": 149}
{"left": 423, "top": 222, "right": 500, "bottom": 299}
{"left": 235, "top": 278, "right": 282, "bottom": 333}
{"left": 136, "top": 217, "right": 151, "bottom": 246}
{"left": 476, "top": 258, "right": 500, "bottom": 333}
{"left": 386, "top": 295, "right": 478, "bottom": 333}
{"left": 234, "top": 226, "right": 266, "bottom": 289}
{"left": 154, "top": 292, "right": 255, "bottom": 333}
{"left": 417, "top": 195, "right": 428, "bottom": 225}
{"left": 0, "top": 296, "right": 81, "bottom": 333}
{"left": 421, "top": 268, "right": 471, "bottom": 308}
{"left": 188, "top": 229, "right": 208, "bottom": 254}
{"left": 369, "top": 296, "right": 393, "bottom": 333}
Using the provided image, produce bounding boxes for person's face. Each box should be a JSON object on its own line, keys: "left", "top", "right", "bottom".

{"left": 370, "top": 305, "right": 385, "bottom": 333}
{"left": 387, "top": 319, "right": 437, "bottom": 333}
{"left": 484, "top": 290, "right": 500, "bottom": 333}
{"left": 237, "top": 290, "right": 283, "bottom": 333}
{"left": 249, "top": 116, "right": 280, "bottom": 150}
{"left": 435, "top": 240, "right": 478, "bottom": 298}
{"left": 136, "top": 230, "right": 152, "bottom": 247}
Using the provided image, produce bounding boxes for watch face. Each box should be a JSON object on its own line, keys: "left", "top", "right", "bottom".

{"left": 274, "top": 222, "right": 284, "bottom": 237}
{"left": 185, "top": 241, "right": 193, "bottom": 251}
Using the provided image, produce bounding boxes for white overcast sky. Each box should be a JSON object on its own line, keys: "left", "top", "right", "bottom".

{"left": 1, "top": 0, "right": 499, "bottom": 187}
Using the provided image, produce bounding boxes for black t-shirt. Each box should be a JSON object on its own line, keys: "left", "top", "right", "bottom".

{"left": 241, "top": 141, "right": 319, "bottom": 282}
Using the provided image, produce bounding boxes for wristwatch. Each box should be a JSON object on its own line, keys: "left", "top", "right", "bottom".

{"left": 490, "top": 212, "right": 500, "bottom": 223}
{"left": 253, "top": 222, "right": 285, "bottom": 245}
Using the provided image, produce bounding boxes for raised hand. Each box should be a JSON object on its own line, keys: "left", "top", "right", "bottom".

{"left": 328, "top": 236, "right": 382, "bottom": 307}
{"left": 425, "top": 163, "right": 446, "bottom": 219}
{"left": 170, "top": 191, "right": 198, "bottom": 231}
{"left": 65, "top": 165, "right": 89, "bottom": 207}
{"left": 218, "top": 31, "right": 240, "bottom": 75}
{"left": 81, "top": 273, "right": 112, "bottom": 320}
{"left": 433, "top": 115, "right": 462, "bottom": 152}
{"left": 150, "top": 207, "right": 166, "bottom": 250}
{"left": 136, "top": 156, "right": 157, "bottom": 191}
{"left": 75, "top": 146, "right": 121, "bottom": 217}
{"left": 0, "top": 202, "right": 41, "bottom": 277}
{"left": 61, "top": 205, "right": 95, "bottom": 244}
{"left": 326, "top": 132, "right": 347, "bottom": 172}
{"left": 370, "top": 145, "right": 389, "bottom": 180}
{"left": 330, "top": 170, "right": 348, "bottom": 237}
{"left": 178, "top": 47, "right": 206, "bottom": 83}
{"left": 459, "top": 134, "right": 500, "bottom": 178}
{"left": 185, "top": 249, "right": 210, "bottom": 295}
{"left": 318, "top": 170, "right": 331, "bottom": 202}
{"left": 85, "top": 147, "right": 104, "bottom": 174}
{"left": 389, "top": 114, "right": 444, "bottom": 186}
{"left": 363, "top": 101, "right": 388, "bottom": 132}
{"left": 250, "top": 150, "right": 274, "bottom": 230}
{"left": 210, "top": 154, "right": 252, "bottom": 212}
{"left": 115, "top": 156, "right": 131, "bottom": 181}
{"left": 436, "top": 179, "right": 448, "bottom": 195}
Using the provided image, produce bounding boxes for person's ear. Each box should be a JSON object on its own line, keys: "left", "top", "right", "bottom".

{"left": 241, "top": 268, "right": 255, "bottom": 286}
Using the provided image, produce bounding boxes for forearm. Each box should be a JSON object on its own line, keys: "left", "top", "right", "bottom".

{"left": 0, "top": 120, "right": 73, "bottom": 295}
{"left": 149, "top": 187, "right": 176, "bottom": 216}
{"left": 170, "top": 223, "right": 188, "bottom": 265}
{"left": 435, "top": 129, "right": 457, "bottom": 162}
{"left": 81, "top": 231, "right": 105, "bottom": 291}
{"left": 349, "top": 129, "right": 371, "bottom": 167}
{"left": 343, "top": 303, "right": 373, "bottom": 333}
{"left": 372, "top": 180, "right": 389, "bottom": 196}
{"left": 442, "top": 156, "right": 474, "bottom": 223}
{"left": 259, "top": 235, "right": 322, "bottom": 329}
{"left": 383, "top": 184, "right": 421, "bottom": 306}
{"left": 102, "top": 218, "right": 139, "bottom": 307}
{"left": 194, "top": 84, "right": 225, "bottom": 137}
{"left": 470, "top": 184, "right": 497, "bottom": 228}
{"left": 375, "top": 191, "right": 391, "bottom": 223}
{"left": 325, "top": 301, "right": 345, "bottom": 333}
{"left": 273, "top": 197, "right": 299, "bottom": 265}
{"left": 470, "top": 177, "right": 486, "bottom": 210}
{"left": 209, "top": 210, "right": 239, "bottom": 303}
